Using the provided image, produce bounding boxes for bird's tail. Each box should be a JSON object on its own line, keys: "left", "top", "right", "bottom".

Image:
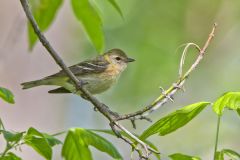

{"left": 21, "top": 79, "right": 45, "bottom": 89}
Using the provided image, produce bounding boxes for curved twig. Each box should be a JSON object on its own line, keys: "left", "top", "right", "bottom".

{"left": 179, "top": 43, "right": 201, "bottom": 77}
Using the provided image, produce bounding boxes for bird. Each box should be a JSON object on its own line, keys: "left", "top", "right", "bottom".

{"left": 21, "top": 48, "right": 135, "bottom": 96}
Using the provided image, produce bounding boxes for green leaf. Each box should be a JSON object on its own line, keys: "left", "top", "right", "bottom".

{"left": 169, "top": 153, "right": 201, "bottom": 160}
{"left": 222, "top": 149, "right": 240, "bottom": 160}
{"left": 71, "top": 0, "right": 104, "bottom": 53}
{"left": 0, "top": 87, "right": 14, "bottom": 104}
{"left": 43, "top": 133, "right": 62, "bottom": 147}
{"left": 28, "top": 0, "right": 63, "bottom": 49}
{"left": 91, "top": 129, "right": 160, "bottom": 160}
{"left": 1, "top": 152, "right": 22, "bottom": 160}
{"left": 214, "top": 151, "right": 224, "bottom": 160}
{"left": 0, "top": 130, "right": 23, "bottom": 143}
{"left": 140, "top": 102, "right": 210, "bottom": 140}
{"left": 24, "top": 127, "right": 52, "bottom": 160}
{"left": 107, "top": 0, "right": 123, "bottom": 18}
{"left": 237, "top": 108, "right": 240, "bottom": 116}
{"left": 215, "top": 149, "right": 240, "bottom": 160}
{"left": 62, "top": 128, "right": 122, "bottom": 160}
{"left": 213, "top": 92, "right": 240, "bottom": 116}
{"left": 62, "top": 129, "right": 92, "bottom": 160}
{"left": 145, "top": 140, "right": 161, "bottom": 160}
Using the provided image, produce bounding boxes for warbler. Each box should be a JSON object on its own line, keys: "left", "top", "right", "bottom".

{"left": 21, "top": 48, "right": 135, "bottom": 96}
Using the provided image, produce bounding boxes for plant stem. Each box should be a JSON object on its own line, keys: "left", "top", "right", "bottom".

{"left": 1, "top": 141, "right": 21, "bottom": 157}
{"left": 1, "top": 143, "right": 11, "bottom": 157}
{"left": 213, "top": 115, "right": 221, "bottom": 159}
{"left": 0, "top": 118, "right": 6, "bottom": 130}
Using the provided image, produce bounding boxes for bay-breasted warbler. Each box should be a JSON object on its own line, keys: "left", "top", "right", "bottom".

{"left": 21, "top": 49, "right": 135, "bottom": 96}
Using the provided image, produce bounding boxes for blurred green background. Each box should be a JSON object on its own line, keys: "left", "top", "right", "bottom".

{"left": 0, "top": 0, "right": 240, "bottom": 159}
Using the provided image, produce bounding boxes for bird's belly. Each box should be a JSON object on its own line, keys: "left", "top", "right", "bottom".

{"left": 80, "top": 76, "right": 116, "bottom": 94}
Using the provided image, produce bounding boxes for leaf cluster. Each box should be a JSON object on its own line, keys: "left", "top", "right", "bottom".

{"left": 28, "top": 0, "right": 122, "bottom": 53}
{"left": 1, "top": 86, "right": 239, "bottom": 159}
{"left": 0, "top": 125, "right": 60, "bottom": 160}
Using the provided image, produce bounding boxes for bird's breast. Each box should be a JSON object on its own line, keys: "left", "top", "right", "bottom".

{"left": 79, "top": 72, "right": 119, "bottom": 94}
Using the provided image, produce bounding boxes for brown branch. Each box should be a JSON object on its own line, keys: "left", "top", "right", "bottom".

{"left": 116, "top": 23, "right": 217, "bottom": 121}
{"left": 19, "top": 0, "right": 158, "bottom": 158}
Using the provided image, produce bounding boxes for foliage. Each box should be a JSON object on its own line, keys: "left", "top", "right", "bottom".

{"left": 169, "top": 153, "right": 201, "bottom": 160}
{"left": 106, "top": 0, "right": 123, "bottom": 18}
{"left": 0, "top": 87, "right": 14, "bottom": 104}
{"left": 0, "top": 124, "right": 61, "bottom": 160}
{"left": 62, "top": 128, "right": 122, "bottom": 160}
{"left": 213, "top": 92, "right": 240, "bottom": 115}
{"left": 0, "top": 152, "right": 22, "bottom": 160}
{"left": 28, "top": 0, "right": 63, "bottom": 49}
{"left": 91, "top": 129, "right": 160, "bottom": 160}
{"left": 24, "top": 127, "right": 56, "bottom": 160}
{"left": 71, "top": 0, "right": 104, "bottom": 53}
{"left": 215, "top": 149, "right": 240, "bottom": 160}
{"left": 140, "top": 102, "right": 210, "bottom": 140}
{"left": 28, "top": 0, "right": 123, "bottom": 52}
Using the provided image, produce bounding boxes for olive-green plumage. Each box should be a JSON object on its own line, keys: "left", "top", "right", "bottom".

{"left": 21, "top": 49, "right": 135, "bottom": 95}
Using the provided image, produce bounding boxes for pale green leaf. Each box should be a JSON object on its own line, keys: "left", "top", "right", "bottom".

{"left": 169, "top": 153, "right": 201, "bottom": 160}
{"left": 0, "top": 87, "right": 14, "bottom": 104}
{"left": 71, "top": 0, "right": 104, "bottom": 53}
{"left": 214, "top": 151, "right": 224, "bottom": 160}
{"left": 222, "top": 149, "right": 240, "bottom": 160}
{"left": 140, "top": 102, "right": 210, "bottom": 140}
{"left": 62, "top": 129, "right": 92, "bottom": 160}
{"left": 28, "top": 0, "right": 63, "bottom": 49}
{"left": 107, "top": 0, "right": 123, "bottom": 18}
{"left": 62, "top": 128, "right": 122, "bottom": 160}
{"left": 215, "top": 149, "right": 240, "bottom": 160}
{"left": 24, "top": 127, "right": 52, "bottom": 160}
{"left": 92, "top": 129, "right": 160, "bottom": 160}
{"left": 43, "top": 133, "right": 62, "bottom": 147}
{"left": 1, "top": 152, "right": 22, "bottom": 160}
{"left": 0, "top": 130, "right": 23, "bottom": 143}
{"left": 145, "top": 140, "right": 161, "bottom": 160}
{"left": 237, "top": 108, "right": 240, "bottom": 117}
{"left": 213, "top": 92, "right": 240, "bottom": 116}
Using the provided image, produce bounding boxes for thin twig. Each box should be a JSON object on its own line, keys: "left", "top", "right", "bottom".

{"left": 116, "top": 23, "right": 217, "bottom": 121}
{"left": 114, "top": 122, "right": 159, "bottom": 154}
{"left": 179, "top": 43, "right": 201, "bottom": 77}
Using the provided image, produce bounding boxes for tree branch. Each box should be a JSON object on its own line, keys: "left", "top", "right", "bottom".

{"left": 19, "top": 0, "right": 158, "bottom": 158}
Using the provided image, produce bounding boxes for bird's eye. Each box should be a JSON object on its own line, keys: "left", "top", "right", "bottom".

{"left": 115, "top": 57, "right": 121, "bottom": 61}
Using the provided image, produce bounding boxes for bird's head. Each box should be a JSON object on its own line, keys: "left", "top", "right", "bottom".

{"left": 104, "top": 48, "right": 135, "bottom": 71}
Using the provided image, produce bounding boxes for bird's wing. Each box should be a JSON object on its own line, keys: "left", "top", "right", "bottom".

{"left": 46, "top": 57, "right": 109, "bottom": 78}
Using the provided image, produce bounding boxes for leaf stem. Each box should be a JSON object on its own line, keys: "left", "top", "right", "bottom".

{"left": 0, "top": 118, "right": 6, "bottom": 130}
{"left": 213, "top": 115, "right": 221, "bottom": 159}
{"left": 1, "top": 144, "right": 10, "bottom": 157}
{"left": 0, "top": 140, "right": 21, "bottom": 158}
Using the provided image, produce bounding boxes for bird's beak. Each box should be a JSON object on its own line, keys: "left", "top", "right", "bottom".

{"left": 126, "top": 57, "right": 135, "bottom": 63}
